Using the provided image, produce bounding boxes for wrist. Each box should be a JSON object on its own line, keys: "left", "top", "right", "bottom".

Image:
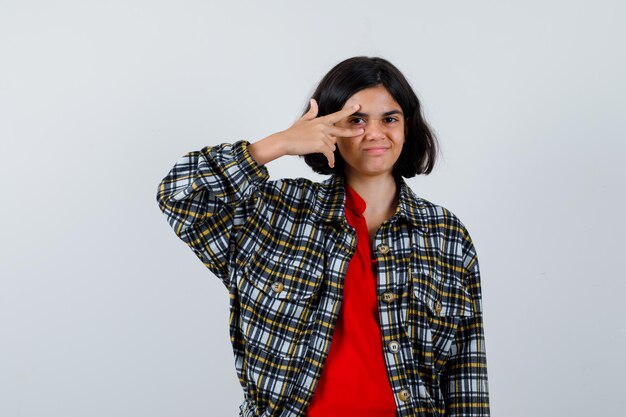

{"left": 248, "top": 132, "right": 288, "bottom": 166}
{"left": 269, "top": 131, "right": 291, "bottom": 156}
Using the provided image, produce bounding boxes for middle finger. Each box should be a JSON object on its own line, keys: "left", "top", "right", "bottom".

{"left": 327, "top": 125, "right": 364, "bottom": 138}
{"left": 322, "top": 104, "right": 361, "bottom": 124}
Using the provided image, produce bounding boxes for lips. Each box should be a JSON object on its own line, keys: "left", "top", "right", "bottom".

{"left": 364, "top": 147, "right": 389, "bottom": 154}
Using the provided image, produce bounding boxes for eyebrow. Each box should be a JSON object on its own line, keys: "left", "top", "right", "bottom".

{"left": 350, "top": 110, "right": 404, "bottom": 117}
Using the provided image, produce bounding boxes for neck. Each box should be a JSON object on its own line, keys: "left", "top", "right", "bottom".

{"left": 343, "top": 172, "right": 399, "bottom": 218}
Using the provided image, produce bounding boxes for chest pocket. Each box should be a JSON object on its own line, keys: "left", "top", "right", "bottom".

{"left": 411, "top": 270, "right": 474, "bottom": 318}
{"left": 408, "top": 269, "right": 475, "bottom": 378}
{"left": 238, "top": 251, "right": 324, "bottom": 358}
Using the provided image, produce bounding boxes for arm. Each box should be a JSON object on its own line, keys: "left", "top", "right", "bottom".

{"left": 155, "top": 101, "right": 363, "bottom": 288}
{"left": 155, "top": 137, "right": 282, "bottom": 288}
{"left": 441, "top": 227, "right": 491, "bottom": 416}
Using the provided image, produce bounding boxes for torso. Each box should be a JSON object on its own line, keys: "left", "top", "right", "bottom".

{"left": 365, "top": 210, "right": 395, "bottom": 244}
{"left": 352, "top": 182, "right": 400, "bottom": 245}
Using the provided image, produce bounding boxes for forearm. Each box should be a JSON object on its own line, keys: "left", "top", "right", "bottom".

{"left": 156, "top": 139, "right": 271, "bottom": 286}
{"left": 441, "top": 313, "right": 491, "bottom": 416}
{"left": 441, "top": 223, "right": 490, "bottom": 416}
{"left": 247, "top": 132, "right": 288, "bottom": 167}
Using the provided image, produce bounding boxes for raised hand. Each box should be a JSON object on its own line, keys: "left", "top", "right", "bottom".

{"left": 279, "top": 99, "right": 364, "bottom": 168}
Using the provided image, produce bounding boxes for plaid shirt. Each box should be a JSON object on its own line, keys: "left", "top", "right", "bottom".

{"left": 156, "top": 139, "right": 490, "bottom": 417}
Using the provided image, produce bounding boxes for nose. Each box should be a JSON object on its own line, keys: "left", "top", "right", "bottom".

{"left": 363, "top": 119, "right": 387, "bottom": 139}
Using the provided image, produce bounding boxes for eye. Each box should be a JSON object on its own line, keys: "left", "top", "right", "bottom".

{"left": 384, "top": 117, "right": 398, "bottom": 123}
{"left": 349, "top": 117, "right": 365, "bottom": 124}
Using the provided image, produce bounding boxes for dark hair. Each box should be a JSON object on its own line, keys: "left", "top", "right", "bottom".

{"left": 300, "top": 56, "right": 439, "bottom": 179}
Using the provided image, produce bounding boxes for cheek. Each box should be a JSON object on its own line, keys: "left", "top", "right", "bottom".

{"left": 337, "top": 142, "right": 359, "bottom": 160}
{"left": 335, "top": 142, "right": 349, "bottom": 158}
{"left": 396, "top": 129, "right": 406, "bottom": 144}
{"left": 394, "top": 138, "right": 405, "bottom": 157}
{"left": 338, "top": 138, "right": 359, "bottom": 149}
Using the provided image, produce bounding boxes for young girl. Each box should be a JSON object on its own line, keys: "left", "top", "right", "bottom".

{"left": 156, "top": 56, "right": 490, "bottom": 417}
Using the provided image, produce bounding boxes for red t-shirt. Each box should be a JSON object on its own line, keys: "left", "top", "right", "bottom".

{"left": 305, "top": 182, "right": 397, "bottom": 417}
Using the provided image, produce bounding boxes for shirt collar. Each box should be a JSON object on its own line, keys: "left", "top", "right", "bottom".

{"left": 312, "top": 172, "right": 426, "bottom": 227}
{"left": 344, "top": 181, "right": 366, "bottom": 215}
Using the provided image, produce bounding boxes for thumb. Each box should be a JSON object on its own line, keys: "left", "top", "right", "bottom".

{"left": 302, "top": 98, "right": 318, "bottom": 120}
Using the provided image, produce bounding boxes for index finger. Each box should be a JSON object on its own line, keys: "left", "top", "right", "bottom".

{"left": 322, "top": 104, "right": 361, "bottom": 124}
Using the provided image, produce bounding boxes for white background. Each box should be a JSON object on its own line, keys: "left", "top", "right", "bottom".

{"left": 1, "top": 1, "right": 625, "bottom": 416}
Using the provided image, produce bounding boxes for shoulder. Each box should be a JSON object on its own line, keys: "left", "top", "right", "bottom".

{"left": 417, "top": 196, "right": 470, "bottom": 236}
{"left": 416, "top": 196, "right": 478, "bottom": 260}
{"left": 252, "top": 176, "right": 321, "bottom": 217}
{"left": 257, "top": 176, "right": 319, "bottom": 199}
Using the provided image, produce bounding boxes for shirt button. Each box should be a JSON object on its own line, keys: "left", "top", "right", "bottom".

{"left": 382, "top": 292, "right": 396, "bottom": 303}
{"left": 387, "top": 340, "right": 400, "bottom": 353}
{"left": 377, "top": 243, "right": 390, "bottom": 254}
{"left": 434, "top": 299, "right": 442, "bottom": 315}
{"left": 398, "top": 388, "right": 411, "bottom": 402}
{"left": 270, "top": 281, "right": 284, "bottom": 293}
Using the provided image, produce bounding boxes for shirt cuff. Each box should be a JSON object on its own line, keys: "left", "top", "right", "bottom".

{"left": 233, "top": 139, "right": 270, "bottom": 185}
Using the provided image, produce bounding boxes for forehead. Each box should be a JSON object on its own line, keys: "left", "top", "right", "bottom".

{"left": 343, "top": 85, "right": 401, "bottom": 111}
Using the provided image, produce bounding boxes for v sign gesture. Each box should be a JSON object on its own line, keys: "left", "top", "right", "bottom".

{"left": 278, "top": 99, "right": 364, "bottom": 168}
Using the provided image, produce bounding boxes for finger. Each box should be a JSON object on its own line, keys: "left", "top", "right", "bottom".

{"left": 301, "top": 98, "right": 318, "bottom": 121}
{"left": 323, "top": 146, "right": 335, "bottom": 169}
{"left": 316, "top": 137, "right": 336, "bottom": 168}
{"left": 322, "top": 103, "right": 361, "bottom": 124}
{"left": 327, "top": 125, "right": 364, "bottom": 138}
{"left": 321, "top": 135, "right": 337, "bottom": 151}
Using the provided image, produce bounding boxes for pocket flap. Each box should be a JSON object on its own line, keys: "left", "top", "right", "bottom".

{"left": 244, "top": 252, "right": 324, "bottom": 300}
{"left": 411, "top": 270, "right": 474, "bottom": 317}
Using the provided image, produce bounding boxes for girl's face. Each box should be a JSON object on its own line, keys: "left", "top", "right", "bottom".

{"left": 334, "top": 85, "right": 406, "bottom": 179}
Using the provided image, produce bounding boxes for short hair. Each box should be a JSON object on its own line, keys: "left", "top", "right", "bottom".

{"left": 300, "top": 56, "right": 439, "bottom": 179}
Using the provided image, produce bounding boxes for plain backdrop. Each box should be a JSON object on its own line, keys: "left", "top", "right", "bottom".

{"left": 1, "top": 1, "right": 625, "bottom": 416}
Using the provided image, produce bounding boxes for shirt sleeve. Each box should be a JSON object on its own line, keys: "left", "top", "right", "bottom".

{"left": 440, "top": 226, "right": 491, "bottom": 416}
{"left": 155, "top": 139, "right": 270, "bottom": 288}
